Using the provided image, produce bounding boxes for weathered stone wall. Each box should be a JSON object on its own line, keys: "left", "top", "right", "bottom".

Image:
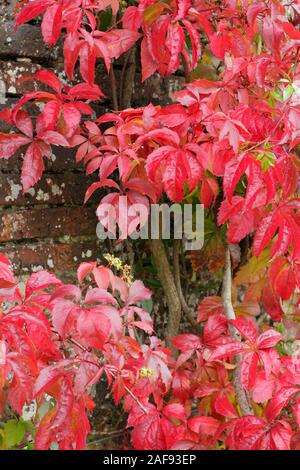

{"left": 0, "top": 1, "right": 184, "bottom": 279}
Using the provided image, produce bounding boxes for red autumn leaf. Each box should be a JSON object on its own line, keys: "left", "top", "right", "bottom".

{"left": 188, "top": 416, "right": 219, "bottom": 436}
{"left": 197, "top": 296, "right": 223, "bottom": 322}
{"left": 293, "top": 396, "right": 300, "bottom": 429}
{"left": 225, "top": 416, "right": 292, "bottom": 450}
{"left": 203, "top": 313, "right": 228, "bottom": 347}
{"left": 42, "top": 101, "right": 61, "bottom": 130}
{"left": 269, "top": 256, "right": 297, "bottom": 300}
{"left": 33, "top": 361, "right": 75, "bottom": 397}
{"left": 257, "top": 329, "right": 283, "bottom": 349}
{"left": 0, "top": 133, "right": 31, "bottom": 159}
{"left": 0, "top": 256, "right": 15, "bottom": 288}
{"left": 214, "top": 393, "right": 238, "bottom": 419}
{"left": 141, "top": 36, "right": 157, "bottom": 81}
{"left": 207, "top": 341, "right": 246, "bottom": 362}
{"left": 200, "top": 176, "right": 219, "bottom": 208}
{"left": 146, "top": 145, "right": 202, "bottom": 202}
{"left": 77, "top": 307, "right": 111, "bottom": 350}
{"left": 172, "top": 334, "right": 202, "bottom": 352}
{"left": 261, "top": 277, "right": 283, "bottom": 321}
{"left": 172, "top": 333, "right": 202, "bottom": 369}
{"left": 39, "top": 130, "right": 70, "bottom": 146}
{"left": 129, "top": 402, "right": 166, "bottom": 450}
{"left": 127, "top": 280, "right": 152, "bottom": 305}
{"left": 13, "top": 110, "right": 33, "bottom": 138}
{"left": 162, "top": 403, "right": 187, "bottom": 423}
{"left": 7, "top": 355, "right": 36, "bottom": 414}
{"left": 84, "top": 288, "right": 118, "bottom": 306}
{"left": 41, "top": 2, "right": 63, "bottom": 46}
{"left": 15, "top": 0, "right": 54, "bottom": 28}
{"left": 61, "top": 103, "right": 81, "bottom": 138}
{"left": 77, "top": 262, "right": 97, "bottom": 284}
{"left": 252, "top": 371, "right": 277, "bottom": 403}
{"left": 265, "top": 386, "right": 299, "bottom": 422}
{"left": 34, "top": 69, "right": 62, "bottom": 93}
{"left": 25, "top": 270, "right": 62, "bottom": 298}
{"left": 172, "top": 369, "right": 191, "bottom": 402}
{"left": 21, "top": 142, "right": 45, "bottom": 193}
{"left": 230, "top": 317, "right": 282, "bottom": 390}
{"left": 102, "top": 29, "right": 141, "bottom": 59}
{"left": 231, "top": 316, "right": 258, "bottom": 343}
{"left": 165, "top": 22, "right": 185, "bottom": 75}
{"left": 35, "top": 378, "right": 75, "bottom": 450}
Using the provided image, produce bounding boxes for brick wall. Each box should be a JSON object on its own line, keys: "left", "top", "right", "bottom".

{"left": 0, "top": 1, "right": 184, "bottom": 280}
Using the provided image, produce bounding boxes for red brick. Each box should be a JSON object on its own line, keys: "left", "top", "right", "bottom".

{"left": 0, "top": 60, "right": 41, "bottom": 96}
{"left": 0, "top": 22, "right": 61, "bottom": 62}
{"left": 0, "top": 172, "right": 100, "bottom": 206}
{"left": 0, "top": 206, "right": 98, "bottom": 242}
{"left": 0, "top": 239, "right": 102, "bottom": 275}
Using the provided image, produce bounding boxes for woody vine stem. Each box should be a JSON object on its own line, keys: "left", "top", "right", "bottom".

{"left": 222, "top": 246, "right": 254, "bottom": 416}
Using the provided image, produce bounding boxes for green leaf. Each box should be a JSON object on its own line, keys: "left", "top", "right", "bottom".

{"left": 255, "top": 150, "right": 276, "bottom": 172}
{"left": 255, "top": 34, "right": 262, "bottom": 54}
{"left": 0, "top": 429, "right": 4, "bottom": 450}
{"left": 25, "top": 442, "right": 35, "bottom": 450}
{"left": 139, "top": 298, "right": 154, "bottom": 313}
{"left": 4, "top": 419, "right": 26, "bottom": 448}
{"left": 283, "top": 84, "right": 294, "bottom": 102}
{"left": 270, "top": 89, "right": 283, "bottom": 102}
{"left": 146, "top": 278, "right": 162, "bottom": 289}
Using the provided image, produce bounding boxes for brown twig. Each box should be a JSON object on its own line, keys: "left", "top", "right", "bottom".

{"left": 173, "top": 239, "right": 199, "bottom": 330}
{"left": 66, "top": 336, "right": 148, "bottom": 415}
{"left": 119, "top": 51, "right": 130, "bottom": 106}
{"left": 120, "top": 46, "right": 137, "bottom": 109}
{"left": 150, "top": 238, "right": 182, "bottom": 343}
{"left": 90, "top": 428, "right": 127, "bottom": 437}
{"left": 125, "top": 239, "right": 135, "bottom": 266}
{"left": 67, "top": 337, "right": 90, "bottom": 353}
{"left": 109, "top": 63, "right": 119, "bottom": 111}
{"left": 124, "top": 385, "right": 148, "bottom": 414}
{"left": 88, "top": 430, "right": 128, "bottom": 447}
{"left": 222, "top": 246, "right": 254, "bottom": 416}
{"left": 181, "top": 53, "right": 191, "bottom": 83}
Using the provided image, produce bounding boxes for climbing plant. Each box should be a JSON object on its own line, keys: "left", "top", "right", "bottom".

{"left": 1, "top": 0, "right": 300, "bottom": 450}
